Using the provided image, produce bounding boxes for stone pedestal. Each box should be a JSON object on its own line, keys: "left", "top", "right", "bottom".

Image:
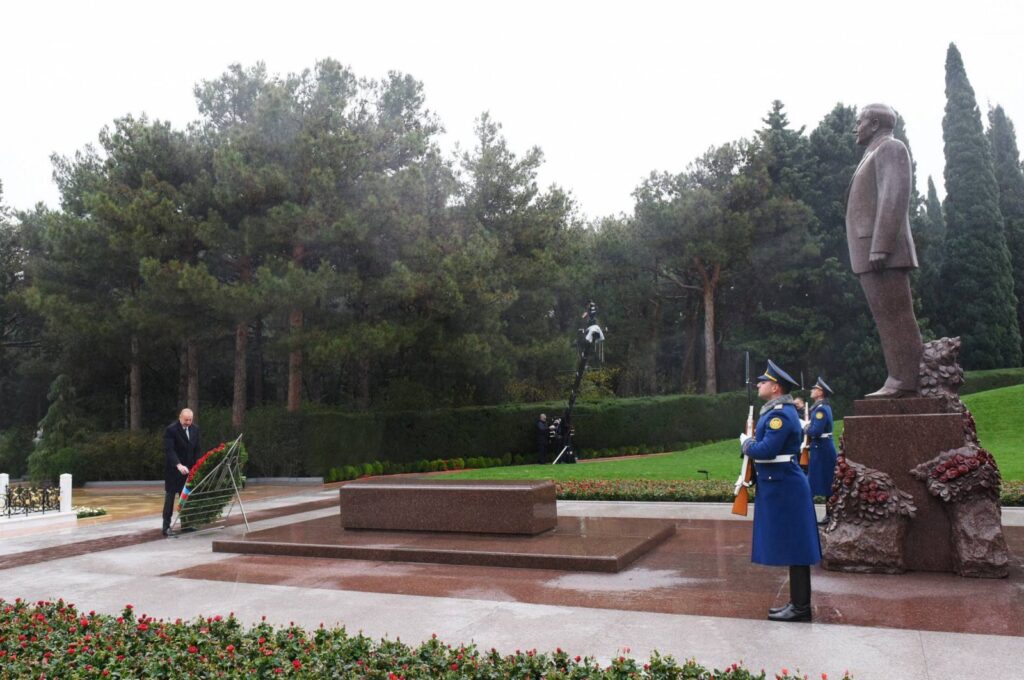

{"left": 339, "top": 478, "right": 557, "bottom": 535}
{"left": 842, "top": 398, "right": 963, "bottom": 572}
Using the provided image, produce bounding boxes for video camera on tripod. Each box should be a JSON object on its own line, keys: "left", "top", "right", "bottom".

{"left": 551, "top": 301, "right": 605, "bottom": 464}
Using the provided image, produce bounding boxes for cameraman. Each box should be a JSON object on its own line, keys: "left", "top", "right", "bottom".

{"left": 535, "top": 413, "right": 549, "bottom": 463}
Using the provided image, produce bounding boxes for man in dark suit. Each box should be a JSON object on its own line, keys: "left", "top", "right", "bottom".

{"left": 845, "top": 103, "right": 923, "bottom": 398}
{"left": 163, "top": 408, "right": 200, "bottom": 536}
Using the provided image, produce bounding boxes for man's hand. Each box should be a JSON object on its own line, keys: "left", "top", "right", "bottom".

{"left": 177, "top": 464, "right": 189, "bottom": 475}
{"left": 869, "top": 251, "right": 888, "bottom": 270}
{"left": 739, "top": 433, "right": 751, "bottom": 447}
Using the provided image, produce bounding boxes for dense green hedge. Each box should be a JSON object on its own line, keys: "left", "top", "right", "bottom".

{"left": 199, "top": 392, "right": 749, "bottom": 477}
{"left": 959, "top": 366, "right": 1024, "bottom": 395}
{"left": 25, "top": 366, "right": 1021, "bottom": 482}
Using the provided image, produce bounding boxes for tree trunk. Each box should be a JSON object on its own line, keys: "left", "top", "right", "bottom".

{"left": 699, "top": 260, "right": 721, "bottom": 395}
{"left": 186, "top": 337, "right": 199, "bottom": 413}
{"left": 287, "top": 243, "right": 305, "bottom": 413}
{"left": 178, "top": 345, "right": 188, "bottom": 407}
{"left": 287, "top": 308, "right": 303, "bottom": 412}
{"left": 253, "top": 318, "right": 264, "bottom": 406}
{"left": 232, "top": 321, "right": 248, "bottom": 430}
{"left": 129, "top": 334, "right": 142, "bottom": 432}
{"left": 681, "top": 297, "right": 700, "bottom": 391}
{"left": 647, "top": 296, "right": 662, "bottom": 393}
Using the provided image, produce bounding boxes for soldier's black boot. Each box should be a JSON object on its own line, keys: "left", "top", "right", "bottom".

{"left": 768, "top": 566, "right": 812, "bottom": 622}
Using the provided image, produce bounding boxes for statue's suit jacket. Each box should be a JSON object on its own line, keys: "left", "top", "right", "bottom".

{"left": 845, "top": 134, "right": 918, "bottom": 274}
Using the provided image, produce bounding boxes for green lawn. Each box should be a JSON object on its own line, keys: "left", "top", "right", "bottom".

{"left": 963, "top": 383, "right": 1024, "bottom": 479}
{"left": 447, "top": 385, "right": 1023, "bottom": 482}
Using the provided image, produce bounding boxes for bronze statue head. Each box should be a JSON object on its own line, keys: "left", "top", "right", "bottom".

{"left": 854, "top": 103, "right": 897, "bottom": 145}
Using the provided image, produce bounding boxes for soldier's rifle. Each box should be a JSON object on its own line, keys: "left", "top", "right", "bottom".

{"left": 799, "top": 371, "right": 810, "bottom": 469}
{"left": 731, "top": 352, "right": 755, "bottom": 516}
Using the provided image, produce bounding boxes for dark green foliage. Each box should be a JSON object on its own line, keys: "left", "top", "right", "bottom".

{"left": 25, "top": 375, "right": 90, "bottom": 482}
{"left": 0, "top": 426, "right": 35, "bottom": 478}
{"left": 916, "top": 176, "right": 947, "bottom": 332}
{"left": 939, "top": 44, "right": 1022, "bottom": 368}
{"left": 727, "top": 103, "right": 824, "bottom": 374}
{"left": 73, "top": 431, "right": 163, "bottom": 484}
{"left": 987, "top": 105, "right": 1024, "bottom": 353}
{"left": 959, "top": 366, "right": 1024, "bottom": 395}
{"left": 0, "top": 184, "right": 48, "bottom": 429}
{"left": 4, "top": 51, "right": 1024, "bottom": 452}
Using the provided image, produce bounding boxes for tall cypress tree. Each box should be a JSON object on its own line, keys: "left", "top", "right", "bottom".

{"left": 939, "top": 43, "right": 1022, "bottom": 368}
{"left": 987, "top": 105, "right": 1024, "bottom": 353}
{"left": 916, "top": 176, "right": 946, "bottom": 332}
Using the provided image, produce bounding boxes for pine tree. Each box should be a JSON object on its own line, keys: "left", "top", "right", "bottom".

{"left": 727, "top": 101, "right": 822, "bottom": 381}
{"left": 987, "top": 105, "right": 1024, "bottom": 354}
{"left": 939, "top": 43, "right": 1022, "bottom": 368}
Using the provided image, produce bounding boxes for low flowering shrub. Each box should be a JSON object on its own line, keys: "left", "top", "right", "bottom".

{"left": 556, "top": 479, "right": 738, "bottom": 502}
{"left": 556, "top": 478, "right": 1024, "bottom": 506}
{"left": 1002, "top": 480, "right": 1024, "bottom": 506}
{"left": 0, "top": 598, "right": 852, "bottom": 679}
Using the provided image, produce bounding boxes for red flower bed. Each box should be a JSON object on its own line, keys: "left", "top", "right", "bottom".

{"left": 0, "top": 598, "right": 853, "bottom": 679}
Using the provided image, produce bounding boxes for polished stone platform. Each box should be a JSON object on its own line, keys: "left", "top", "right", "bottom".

{"left": 212, "top": 514, "right": 675, "bottom": 572}
{"left": 192, "top": 514, "right": 1024, "bottom": 637}
{"left": 338, "top": 478, "right": 557, "bottom": 534}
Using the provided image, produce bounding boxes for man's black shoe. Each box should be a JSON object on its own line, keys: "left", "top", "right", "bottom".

{"left": 767, "top": 603, "right": 811, "bottom": 622}
{"left": 768, "top": 602, "right": 790, "bottom": 615}
{"left": 162, "top": 528, "right": 178, "bottom": 538}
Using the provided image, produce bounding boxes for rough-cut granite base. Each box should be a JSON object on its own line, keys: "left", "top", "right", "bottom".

{"left": 339, "top": 478, "right": 557, "bottom": 535}
{"left": 840, "top": 399, "right": 964, "bottom": 572}
{"left": 949, "top": 498, "right": 1010, "bottom": 577}
{"left": 212, "top": 514, "right": 676, "bottom": 572}
{"left": 820, "top": 515, "right": 909, "bottom": 574}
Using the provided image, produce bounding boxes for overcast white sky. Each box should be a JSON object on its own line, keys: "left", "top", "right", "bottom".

{"left": 2, "top": 0, "right": 1023, "bottom": 220}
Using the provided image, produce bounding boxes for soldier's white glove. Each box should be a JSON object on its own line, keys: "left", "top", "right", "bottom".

{"left": 800, "top": 419, "right": 810, "bottom": 430}
{"left": 739, "top": 433, "right": 751, "bottom": 447}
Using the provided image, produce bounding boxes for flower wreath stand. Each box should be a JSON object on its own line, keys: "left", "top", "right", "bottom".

{"left": 173, "top": 433, "right": 250, "bottom": 532}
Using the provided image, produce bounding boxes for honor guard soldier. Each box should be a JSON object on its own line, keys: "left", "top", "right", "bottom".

{"left": 805, "top": 377, "right": 838, "bottom": 525}
{"left": 739, "top": 360, "right": 821, "bottom": 622}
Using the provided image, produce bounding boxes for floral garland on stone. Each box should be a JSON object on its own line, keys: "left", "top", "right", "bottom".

{"left": 825, "top": 446, "right": 916, "bottom": 531}
{"left": 910, "top": 445, "right": 1001, "bottom": 503}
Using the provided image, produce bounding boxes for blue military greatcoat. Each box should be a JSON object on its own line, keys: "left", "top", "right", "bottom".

{"left": 742, "top": 399, "right": 822, "bottom": 566}
{"left": 806, "top": 400, "right": 837, "bottom": 497}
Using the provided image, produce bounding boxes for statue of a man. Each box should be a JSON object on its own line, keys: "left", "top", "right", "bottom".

{"left": 846, "top": 103, "right": 923, "bottom": 398}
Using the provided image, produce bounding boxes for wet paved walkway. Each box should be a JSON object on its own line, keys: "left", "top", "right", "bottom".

{"left": 73, "top": 482, "right": 310, "bottom": 521}
{"left": 2, "top": 489, "right": 1022, "bottom": 679}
